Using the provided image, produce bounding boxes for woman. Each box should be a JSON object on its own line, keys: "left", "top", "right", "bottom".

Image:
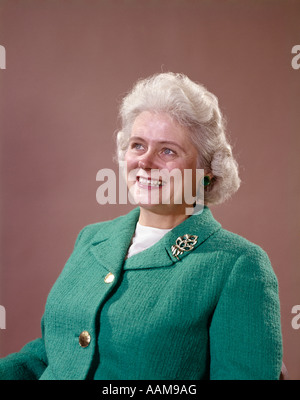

{"left": 0, "top": 72, "right": 282, "bottom": 380}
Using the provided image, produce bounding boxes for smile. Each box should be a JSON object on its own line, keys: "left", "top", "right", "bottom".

{"left": 137, "top": 176, "right": 165, "bottom": 187}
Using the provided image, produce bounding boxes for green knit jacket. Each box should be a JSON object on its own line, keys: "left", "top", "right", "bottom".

{"left": 0, "top": 207, "right": 282, "bottom": 380}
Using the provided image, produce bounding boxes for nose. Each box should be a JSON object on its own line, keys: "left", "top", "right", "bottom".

{"left": 138, "top": 160, "right": 146, "bottom": 169}
{"left": 137, "top": 149, "right": 157, "bottom": 170}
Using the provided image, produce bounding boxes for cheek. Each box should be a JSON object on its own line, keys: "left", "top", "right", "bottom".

{"left": 165, "top": 159, "right": 195, "bottom": 174}
{"left": 164, "top": 160, "right": 186, "bottom": 171}
{"left": 124, "top": 151, "right": 136, "bottom": 170}
{"left": 171, "top": 160, "right": 198, "bottom": 192}
{"left": 123, "top": 154, "right": 140, "bottom": 188}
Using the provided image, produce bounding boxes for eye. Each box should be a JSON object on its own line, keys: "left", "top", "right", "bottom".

{"left": 131, "top": 143, "right": 144, "bottom": 150}
{"left": 162, "top": 148, "right": 176, "bottom": 156}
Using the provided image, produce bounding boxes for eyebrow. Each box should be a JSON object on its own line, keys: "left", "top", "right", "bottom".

{"left": 129, "top": 136, "right": 186, "bottom": 152}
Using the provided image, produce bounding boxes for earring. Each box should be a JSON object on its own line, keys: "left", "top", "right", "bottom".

{"left": 202, "top": 175, "right": 211, "bottom": 187}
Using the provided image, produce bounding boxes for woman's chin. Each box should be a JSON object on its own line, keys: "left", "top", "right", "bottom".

{"left": 129, "top": 184, "right": 162, "bottom": 206}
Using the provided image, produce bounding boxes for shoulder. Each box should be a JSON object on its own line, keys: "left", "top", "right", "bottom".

{"left": 191, "top": 207, "right": 270, "bottom": 265}
{"left": 193, "top": 214, "right": 277, "bottom": 286}
{"left": 211, "top": 227, "right": 277, "bottom": 284}
{"left": 74, "top": 207, "right": 140, "bottom": 246}
{"left": 213, "top": 227, "right": 269, "bottom": 259}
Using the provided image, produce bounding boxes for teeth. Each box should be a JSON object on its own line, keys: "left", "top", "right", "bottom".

{"left": 139, "top": 177, "right": 164, "bottom": 187}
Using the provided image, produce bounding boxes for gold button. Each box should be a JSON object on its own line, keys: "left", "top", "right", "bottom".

{"left": 104, "top": 272, "right": 115, "bottom": 284}
{"left": 79, "top": 331, "right": 91, "bottom": 348}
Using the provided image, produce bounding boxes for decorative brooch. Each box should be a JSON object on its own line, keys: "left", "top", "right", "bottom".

{"left": 171, "top": 234, "right": 198, "bottom": 260}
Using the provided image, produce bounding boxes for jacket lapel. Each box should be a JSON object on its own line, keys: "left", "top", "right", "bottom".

{"left": 124, "top": 206, "right": 221, "bottom": 270}
{"left": 165, "top": 206, "right": 222, "bottom": 262}
{"left": 89, "top": 206, "right": 221, "bottom": 273}
{"left": 90, "top": 208, "right": 140, "bottom": 275}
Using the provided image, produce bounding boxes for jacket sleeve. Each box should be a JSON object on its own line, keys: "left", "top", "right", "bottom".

{"left": 0, "top": 318, "right": 48, "bottom": 380}
{"left": 209, "top": 248, "right": 283, "bottom": 380}
{"left": 0, "top": 228, "right": 86, "bottom": 380}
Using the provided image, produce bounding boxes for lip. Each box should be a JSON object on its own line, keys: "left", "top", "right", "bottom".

{"left": 136, "top": 175, "right": 165, "bottom": 189}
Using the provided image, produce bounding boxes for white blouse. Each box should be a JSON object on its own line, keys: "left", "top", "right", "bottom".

{"left": 126, "top": 222, "right": 172, "bottom": 259}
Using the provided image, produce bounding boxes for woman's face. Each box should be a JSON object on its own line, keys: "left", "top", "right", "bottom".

{"left": 124, "top": 111, "right": 199, "bottom": 215}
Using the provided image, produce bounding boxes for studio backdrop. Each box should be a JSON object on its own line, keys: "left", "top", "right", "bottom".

{"left": 0, "top": 0, "right": 299, "bottom": 379}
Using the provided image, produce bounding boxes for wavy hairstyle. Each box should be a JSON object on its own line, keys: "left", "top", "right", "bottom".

{"left": 116, "top": 72, "right": 240, "bottom": 205}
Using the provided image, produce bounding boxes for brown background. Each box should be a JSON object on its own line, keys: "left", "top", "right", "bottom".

{"left": 0, "top": 0, "right": 299, "bottom": 379}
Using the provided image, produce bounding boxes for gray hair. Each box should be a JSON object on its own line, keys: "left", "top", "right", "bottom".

{"left": 116, "top": 72, "right": 240, "bottom": 205}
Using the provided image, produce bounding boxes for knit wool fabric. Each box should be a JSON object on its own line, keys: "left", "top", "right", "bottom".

{"left": 0, "top": 207, "right": 282, "bottom": 380}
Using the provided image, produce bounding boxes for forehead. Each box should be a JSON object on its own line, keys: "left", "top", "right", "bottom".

{"left": 131, "top": 111, "right": 191, "bottom": 142}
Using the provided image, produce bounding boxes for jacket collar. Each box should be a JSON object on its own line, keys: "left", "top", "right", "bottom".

{"left": 90, "top": 206, "right": 221, "bottom": 273}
